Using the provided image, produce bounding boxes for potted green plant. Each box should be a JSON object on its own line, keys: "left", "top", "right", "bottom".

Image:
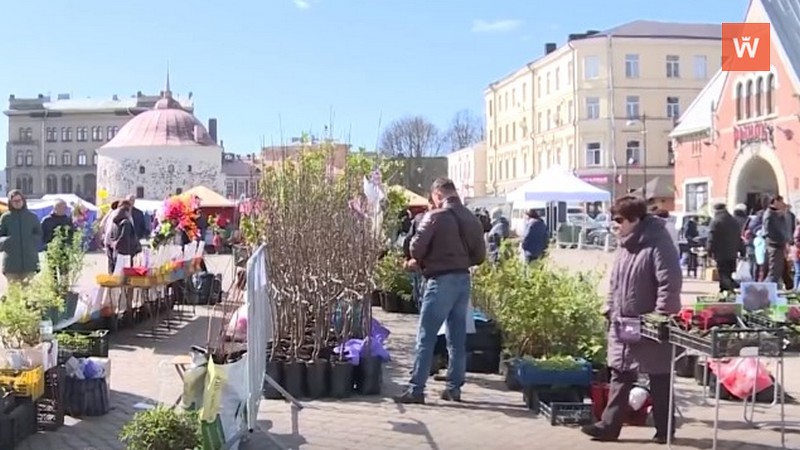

{"left": 119, "top": 406, "right": 200, "bottom": 450}
{"left": 43, "top": 227, "right": 85, "bottom": 325}
{"left": 374, "top": 250, "right": 409, "bottom": 313}
{"left": 0, "top": 283, "right": 43, "bottom": 348}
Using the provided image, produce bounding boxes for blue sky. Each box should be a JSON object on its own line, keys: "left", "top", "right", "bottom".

{"left": 1, "top": 0, "right": 749, "bottom": 167}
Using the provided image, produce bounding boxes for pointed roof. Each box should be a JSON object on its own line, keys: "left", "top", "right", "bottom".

{"left": 669, "top": 70, "right": 726, "bottom": 138}
{"left": 762, "top": 0, "right": 800, "bottom": 87}
{"left": 183, "top": 186, "right": 234, "bottom": 207}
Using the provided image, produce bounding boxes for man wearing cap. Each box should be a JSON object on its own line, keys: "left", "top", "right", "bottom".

{"left": 707, "top": 203, "right": 742, "bottom": 291}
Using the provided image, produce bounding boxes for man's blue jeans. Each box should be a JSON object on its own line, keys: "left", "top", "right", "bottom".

{"left": 408, "top": 272, "right": 471, "bottom": 396}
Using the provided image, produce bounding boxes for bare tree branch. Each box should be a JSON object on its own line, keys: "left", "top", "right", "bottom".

{"left": 443, "top": 109, "right": 484, "bottom": 153}
{"left": 379, "top": 115, "right": 441, "bottom": 157}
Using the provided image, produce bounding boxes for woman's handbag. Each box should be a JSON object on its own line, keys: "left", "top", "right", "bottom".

{"left": 615, "top": 317, "right": 642, "bottom": 344}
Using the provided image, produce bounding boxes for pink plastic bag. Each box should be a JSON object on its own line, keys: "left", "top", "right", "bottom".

{"left": 709, "top": 358, "right": 773, "bottom": 399}
{"left": 224, "top": 304, "right": 248, "bottom": 342}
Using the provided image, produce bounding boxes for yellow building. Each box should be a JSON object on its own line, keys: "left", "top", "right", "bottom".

{"left": 484, "top": 21, "right": 721, "bottom": 198}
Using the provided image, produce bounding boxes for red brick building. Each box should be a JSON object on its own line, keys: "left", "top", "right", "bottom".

{"left": 671, "top": 0, "right": 800, "bottom": 213}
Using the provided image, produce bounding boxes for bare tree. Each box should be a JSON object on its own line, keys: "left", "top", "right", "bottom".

{"left": 379, "top": 115, "right": 441, "bottom": 157}
{"left": 443, "top": 109, "right": 484, "bottom": 152}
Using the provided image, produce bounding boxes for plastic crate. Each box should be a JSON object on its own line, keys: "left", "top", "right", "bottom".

{"left": 0, "top": 366, "right": 45, "bottom": 400}
{"left": 57, "top": 329, "right": 110, "bottom": 361}
{"left": 95, "top": 274, "right": 123, "bottom": 287}
{"left": 37, "top": 366, "right": 65, "bottom": 431}
{"left": 641, "top": 319, "right": 670, "bottom": 342}
{"left": 516, "top": 358, "right": 592, "bottom": 387}
{"left": 523, "top": 387, "right": 592, "bottom": 426}
{"left": 64, "top": 377, "right": 110, "bottom": 417}
{"left": 668, "top": 325, "right": 784, "bottom": 358}
{"left": 127, "top": 276, "right": 153, "bottom": 287}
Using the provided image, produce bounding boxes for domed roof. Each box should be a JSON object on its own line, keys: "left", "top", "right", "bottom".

{"left": 101, "top": 87, "right": 215, "bottom": 149}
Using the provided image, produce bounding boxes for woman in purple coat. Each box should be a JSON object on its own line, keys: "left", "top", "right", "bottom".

{"left": 582, "top": 196, "right": 682, "bottom": 444}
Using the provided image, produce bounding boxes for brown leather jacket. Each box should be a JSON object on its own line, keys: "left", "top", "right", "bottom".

{"left": 409, "top": 197, "right": 486, "bottom": 277}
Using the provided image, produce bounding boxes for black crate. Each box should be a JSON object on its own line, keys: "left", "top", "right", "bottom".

{"left": 57, "top": 329, "right": 109, "bottom": 362}
{"left": 524, "top": 387, "right": 592, "bottom": 425}
{"left": 641, "top": 319, "right": 670, "bottom": 342}
{"left": 668, "top": 325, "right": 784, "bottom": 358}
{"left": 64, "top": 377, "right": 110, "bottom": 417}
{"left": 0, "top": 398, "right": 36, "bottom": 449}
{"left": 37, "top": 366, "right": 66, "bottom": 431}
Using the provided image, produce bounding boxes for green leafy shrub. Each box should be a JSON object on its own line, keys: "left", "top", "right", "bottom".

{"left": 374, "top": 250, "right": 413, "bottom": 300}
{"left": 119, "top": 406, "right": 200, "bottom": 450}
{"left": 472, "top": 248, "right": 606, "bottom": 362}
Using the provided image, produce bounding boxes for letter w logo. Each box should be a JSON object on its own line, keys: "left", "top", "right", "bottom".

{"left": 733, "top": 37, "right": 760, "bottom": 58}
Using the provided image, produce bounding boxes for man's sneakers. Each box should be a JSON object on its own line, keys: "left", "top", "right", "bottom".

{"left": 392, "top": 389, "right": 462, "bottom": 404}
{"left": 439, "top": 389, "right": 461, "bottom": 402}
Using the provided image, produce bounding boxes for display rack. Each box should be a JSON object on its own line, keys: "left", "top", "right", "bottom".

{"left": 666, "top": 324, "right": 787, "bottom": 450}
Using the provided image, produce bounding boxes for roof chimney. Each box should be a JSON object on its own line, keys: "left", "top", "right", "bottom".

{"left": 545, "top": 43, "right": 557, "bottom": 55}
{"left": 208, "top": 118, "right": 218, "bottom": 144}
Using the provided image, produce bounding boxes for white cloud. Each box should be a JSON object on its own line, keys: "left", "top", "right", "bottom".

{"left": 472, "top": 19, "right": 523, "bottom": 33}
{"left": 293, "top": 0, "right": 311, "bottom": 9}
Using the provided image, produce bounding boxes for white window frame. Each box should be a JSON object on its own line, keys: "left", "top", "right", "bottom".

{"left": 666, "top": 55, "right": 680, "bottom": 78}
{"left": 585, "top": 142, "right": 602, "bottom": 167}
{"left": 667, "top": 96, "right": 681, "bottom": 119}
{"left": 625, "top": 140, "right": 641, "bottom": 164}
{"left": 585, "top": 97, "right": 600, "bottom": 119}
{"left": 626, "top": 95, "right": 640, "bottom": 120}
{"left": 693, "top": 55, "right": 707, "bottom": 80}
{"left": 584, "top": 56, "right": 600, "bottom": 80}
{"left": 625, "top": 54, "right": 640, "bottom": 78}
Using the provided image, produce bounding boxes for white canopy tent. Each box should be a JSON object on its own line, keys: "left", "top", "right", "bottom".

{"left": 506, "top": 165, "right": 611, "bottom": 207}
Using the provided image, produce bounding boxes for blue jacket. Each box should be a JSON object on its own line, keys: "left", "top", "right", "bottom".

{"left": 521, "top": 219, "right": 548, "bottom": 260}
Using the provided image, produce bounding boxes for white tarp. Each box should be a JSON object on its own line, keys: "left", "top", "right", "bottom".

{"left": 506, "top": 165, "right": 611, "bottom": 205}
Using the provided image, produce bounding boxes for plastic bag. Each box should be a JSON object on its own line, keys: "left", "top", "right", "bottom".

{"left": 709, "top": 357, "right": 773, "bottom": 399}
{"left": 733, "top": 260, "right": 753, "bottom": 282}
{"left": 629, "top": 386, "right": 649, "bottom": 411}
{"left": 224, "top": 304, "right": 248, "bottom": 342}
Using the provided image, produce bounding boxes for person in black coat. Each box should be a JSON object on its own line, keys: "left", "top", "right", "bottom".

{"left": 126, "top": 195, "right": 150, "bottom": 240}
{"left": 41, "top": 199, "right": 75, "bottom": 246}
{"left": 707, "top": 203, "right": 743, "bottom": 291}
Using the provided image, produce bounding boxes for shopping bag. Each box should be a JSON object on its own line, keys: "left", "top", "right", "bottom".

{"left": 199, "top": 356, "right": 248, "bottom": 450}
{"left": 709, "top": 357, "right": 773, "bottom": 399}
{"left": 733, "top": 260, "right": 753, "bottom": 282}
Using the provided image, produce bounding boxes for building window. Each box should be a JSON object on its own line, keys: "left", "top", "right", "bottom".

{"left": 45, "top": 175, "right": 58, "bottom": 194}
{"left": 512, "top": 88, "right": 516, "bottom": 106}
{"left": 136, "top": 186, "right": 145, "bottom": 198}
{"left": 25, "top": 151, "right": 33, "bottom": 166}
{"left": 46, "top": 127, "right": 57, "bottom": 142}
{"left": 767, "top": 73, "right": 775, "bottom": 114}
{"left": 489, "top": 130, "right": 494, "bottom": 146}
{"left": 546, "top": 72, "right": 551, "bottom": 94}
{"left": 61, "top": 127, "right": 72, "bottom": 141}
{"left": 76, "top": 127, "right": 88, "bottom": 142}
{"left": 139, "top": 166, "right": 145, "bottom": 174}
{"left": 537, "top": 112, "right": 542, "bottom": 132}
{"left": 685, "top": 182, "right": 708, "bottom": 213}
{"left": 61, "top": 175, "right": 73, "bottom": 193}
{"left": 756, "top": 77, "right": 764, "bottom": 116}
{"left": 626, "top": 140, "right": 641, "bottom": 164}
{"left": 693, "top": 55, "right": 707, "bottom": 79}
{"left": 584, "top": 55, "right": 600, "bottom": 80}
{"left": 16, "top": 175, "right": 33, "bottom": 195}
{"left": 666, "top": 97, "right": 681, "bottom": 119}
{"left": 546, "top": 110, "right": 552, "bottom": 130}
{"left": 745, "top": 80, "right": 753, "bottom": 118}
{"left": 691, "top": 140, "right": 703, "bottom": 158}
{"left": 625, "top": 54, "right": 640, "bottom": 78}
{"left": 91, "top": 126, "right": 104, "bottom": 141}
{"left": 62, "top": 151, "right": 72, "bottom": 166}
{"left": 175, "top": 188, "right": 183, "bottom": 195}
{"left": 736, "top": 82, "right": 743, "bottom": 121}
{"left": 77, "top": 150, "right": 87, "bottom": 166}
{"left": 555, "top": 68, "right": 560, "bottom": 91}
{"left": 585, "top": 142, "right": 602, "bottom": 167}
{"left": 226, "top": 182, "right": 235, "bottom": 198}
{"left": 488, "top": 100, "right": 493, "bottom": 117}
{"left": 556, "top": 105, "right": 562, "bottom": 126}
{"left": 667, "top": 141, "right": 675, "bottom": 167}
{"left": 537, "top": 76, "right": 542, "bottom": 98}
{"left": 666, "top": 55, "right": 680, "bottom": 78}
{"left": 92, "top": 151, "right": 98, "bottom": 165}
{"left": 567, "top": 61, "right": 573, "bottom": 84}
{"left": 626, "top": 96, "right": 640, "bottom": 120}
{"left": 14, "top": 151, "right": 24, "bottom": 167}
{"left": 567, "top": 100, "right": 574, "bottom": 124}
{"left": 18, "top": 127, "right": 32, "bottom": 141}
{"left": 585, "top": 97, "right": 600, "bottom": 119}
{"left": 167, "top": 164, "right": 175, "bottom": 173}
{"left": 107, "top": 126, "right": 119, "bottom": 140}
{"left": 46, "top": 151, "right": 57, "bottom": 166}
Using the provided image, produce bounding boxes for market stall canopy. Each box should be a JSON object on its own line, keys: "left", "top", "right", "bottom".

{"left": 630, "top": 176, "right": 675, "bottom": 200}
{"left": 506, "top": 165, "right": 611, "bottom": 206}
{"left": 41, "top": 194, "right": 99, "bottom": 211}
{"left": 389, "top": 185, "right": 429, "bottom": 207}
{"left": 183, "top": 185, "right": 235, "bottom": 208}
{"left": 135, "top": 199, "right": 165, "bottom": 213}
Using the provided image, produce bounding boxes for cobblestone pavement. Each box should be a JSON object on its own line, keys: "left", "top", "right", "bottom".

{"left": 16, "top": 250, "right": 800, "bottom": 449}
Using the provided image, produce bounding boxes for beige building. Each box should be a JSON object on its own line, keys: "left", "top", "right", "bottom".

{"left": 447, "top": 142, "right": 487, "bottom": 199}
{"left": 484, "top": 21, "right": 721, "bottom": 198}
{"left": 4, "top": 91, "right": 194, "bottom": 202}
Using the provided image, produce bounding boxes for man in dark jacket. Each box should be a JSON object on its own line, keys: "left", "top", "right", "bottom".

{"left": 126, "top": 195, "right": 150, "bottom": 240}
{"left": 0, "top": 190, "right": 42, "bottom": 281}
{"left": 395, "top": 178, "right": 486, "bottom": 405}
{"left": 707, "top": 204, "right": 742, "bottom": 292}
{"left": 41, "top": 199, "right": 75, "bottom": 246}
{"left": 763, "top": 195, "right": 789, "bottom": 286}
{"left": 521, "top": 209, "right": 548, "bottom": 262}
{"left": 486, "top": 207, "right": 510, "bottom": 263}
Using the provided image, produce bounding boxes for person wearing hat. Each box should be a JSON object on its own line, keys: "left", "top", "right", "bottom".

{"left": 100, "top": 200, "right": 121, "bottom": 273}
{"left": 707, "top": 203, "right": 742, "bottom": 291}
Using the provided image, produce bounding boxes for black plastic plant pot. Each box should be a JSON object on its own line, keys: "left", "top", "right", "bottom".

{"left": 262, "top": 360, "right": 285, "bottom": 400}
{"left": 675, "top": 355, "right": 697, "bottom": 378}
{"left": 283, "top": 361, "right": 307, "bottom": 399}
{"left": 306, "top": 359, "right": 330, "bottom": 399}
{"left": 502, "top": 360, "right": 522, "bottom": 391}
{"left": 371, "top": 290, "right": 383, "bottom": 307}
{"left": 355, "top": 356, "right": 383, "bottom": 396}
{"left": 381, "top": 292, "right": 403, "bottom": 313}
{"left": 329, "top": 361, "right": 354, "bottom": 398}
